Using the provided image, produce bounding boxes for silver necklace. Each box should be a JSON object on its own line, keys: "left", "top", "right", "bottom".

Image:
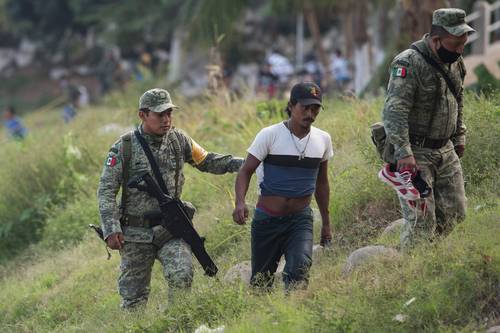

{"left": 286, "top": 120, "right": 311, "bottom": 160}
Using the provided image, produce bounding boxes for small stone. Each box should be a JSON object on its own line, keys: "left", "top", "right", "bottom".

{"left": 194, "top": 324, "right": 225, "bottom": 333}
{"left": 381, "top": 219, "right": 405, "bottom": 236}
{"left": 393, "top": 314, "right": 407, "bottom": 323}
{"left": 223, "top": 261, "right": 251, "bottom": 284}
{"left": 343, "top": 245, "right": 400, "bottom": 275}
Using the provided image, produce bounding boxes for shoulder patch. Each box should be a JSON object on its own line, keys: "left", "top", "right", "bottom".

{"left": 191, "top": 139, "right": 208, "bottom": 165}
{"left": 392, "top": 66, "right": 408, "bottom": 78}
{"left": 106, "top": 154, "right": 117, "bottom": 167}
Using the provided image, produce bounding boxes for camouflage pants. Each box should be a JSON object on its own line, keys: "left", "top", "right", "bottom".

{"left": 400, "top": 147, "right": 466, "bottom": 249}
{"left": 118, "top": 238, "right": 193, "bottom": 309}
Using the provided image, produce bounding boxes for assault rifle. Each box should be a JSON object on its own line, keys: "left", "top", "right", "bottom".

{"left": 128, "top": 171, "right": 218, "bottom": 277}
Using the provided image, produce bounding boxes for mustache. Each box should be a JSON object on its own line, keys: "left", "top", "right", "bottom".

{"left": 303, "top": 118, "right": 314, "bottom": 122}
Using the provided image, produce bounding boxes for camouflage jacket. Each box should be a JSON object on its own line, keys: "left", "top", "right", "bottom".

{"left": 382, "top": 34, "right": 467, "bottom": 160}
{"left": 97, "top": 125, "right": 243, "bottom": 241}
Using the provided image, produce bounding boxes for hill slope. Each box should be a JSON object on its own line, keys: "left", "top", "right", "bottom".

{"left": 0, "top": 86, "right": 498, "bottom": 332}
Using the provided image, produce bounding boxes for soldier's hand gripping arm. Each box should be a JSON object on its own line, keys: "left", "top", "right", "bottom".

{"left": 382, "top": 54, "right": 418, "bottom": 172}
{"left": 181, "top": 131, "right": 244, "bottom": 174}
{"left": 97, "top": 140, "right": 124, "bottom": 249}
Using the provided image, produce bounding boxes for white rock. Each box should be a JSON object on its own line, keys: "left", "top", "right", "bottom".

{"left": 194, "top": 324, "right": 225, "bottom": 333}
{"left": 223, "top": 261, "right": 251, "bottom": 284}
{"left": 343, "top": 245, "right": 400, "bottom": 275}
{"left": 381, "top": 218, "right": 405, "bottom": 236}
{"left": 313, "top": 244, "right": 323, "bottom": 255}
{"left": 393, "top": 314, "right": 407, "bottom": 323}
{"left": 225, "top": 244, "right": 326, "bottom": 285}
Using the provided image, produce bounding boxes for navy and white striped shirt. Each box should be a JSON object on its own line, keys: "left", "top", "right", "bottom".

{"left": 248, "top": 122, "right": 334, "bottom": 198}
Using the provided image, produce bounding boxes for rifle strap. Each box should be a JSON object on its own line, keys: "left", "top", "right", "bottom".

{"left": 120, "top": 132, "right": 132, "bottom": 216}
{"left": 134, "top": 129, "right": 170, "bottom": 196}
{"left": 170, "top": 130, "right": 183, "bottom": 198}
{"left": 410, "top": 45, "right": 462, "bottom": 104}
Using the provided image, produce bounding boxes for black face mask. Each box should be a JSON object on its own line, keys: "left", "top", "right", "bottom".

{"left": 437, "top": 44, "right": 461, "bottom": 64}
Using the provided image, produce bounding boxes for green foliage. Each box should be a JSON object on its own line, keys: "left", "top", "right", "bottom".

{"left": 39, "top": 195, "right": 99, "bottom": 250}
{"left": 460, "top": 92, "right": 500, "bottom": 194}
{"left": 255, "top": 99, "right": 285, "bottom": 119}
{"left": 0, "top": 87, "right": 498, "bottom": 332}
{"left": 148, "top": 281, "right": 256, "bottom": 332}
{"left": 5, "top": 0, "right": 85, "bottom": 44}
{"left": 0, "top": 111, "right": 109, "bottom": 261}
{"left": 468, "top": 64, "right": 500, "bottom": 97}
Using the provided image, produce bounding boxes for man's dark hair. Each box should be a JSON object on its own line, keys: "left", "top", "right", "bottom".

{"left": 285, "top": 99, "right": 298, "bottom": 117}
{"left": 430, "top": 25, "right": 450, "bottom": 38}
{"left": 139, "top": 107, "right": 150, "bottom": 114}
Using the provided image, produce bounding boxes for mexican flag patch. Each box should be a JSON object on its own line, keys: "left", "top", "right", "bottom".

{"left": 392, "top": 66, "right": 407, "bottom": 78}
{"left": 106, "top": 155, "right": 117, "bottom": 167}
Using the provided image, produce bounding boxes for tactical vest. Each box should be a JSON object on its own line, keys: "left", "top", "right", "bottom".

{"left": 119, "top": 129, "right": 184, "bottom": 216}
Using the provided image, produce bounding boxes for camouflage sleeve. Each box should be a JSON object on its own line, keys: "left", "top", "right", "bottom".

{"left": 382, "top": 52, "right": 418, "bottom": 160}
{"left": 97, "top": 139, "right": 123, "bottom": 239}
{"left": 179, "top": 130, "right": 244, "bottom": 174}
{"left": 452, "top": 59, "right": 467, "bottom": 146}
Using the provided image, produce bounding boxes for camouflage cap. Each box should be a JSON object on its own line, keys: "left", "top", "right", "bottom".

{"left": 139, "top": 88, "right": 178, "bottom": 112}
{"left": 432, "top": 8, "right": 475, "bottom": 36}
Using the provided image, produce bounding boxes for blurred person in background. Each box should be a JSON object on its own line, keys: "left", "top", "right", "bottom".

{"left": 330, "top": 49, "right": 351, "bottom": 92}
{"left": 3, "top": 105, "right": 27, "bottom": 140}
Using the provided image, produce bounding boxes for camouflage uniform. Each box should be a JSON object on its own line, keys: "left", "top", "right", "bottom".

{"left": 97, "top": 88, "right": 243, "bottom": 308}
{"left": 382, "top": 9, "right": 473, "bottom": 249}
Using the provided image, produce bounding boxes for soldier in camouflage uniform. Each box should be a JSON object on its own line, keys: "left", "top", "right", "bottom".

{"left": 97, "top": 88, "right": 244, "bottom": 309}
{"left": 382, "top": 9, "right": 474, "bottom": 249}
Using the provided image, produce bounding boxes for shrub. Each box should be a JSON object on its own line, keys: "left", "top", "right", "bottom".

{"left": 40, "top": 195, "right": 100, "bottom": 250}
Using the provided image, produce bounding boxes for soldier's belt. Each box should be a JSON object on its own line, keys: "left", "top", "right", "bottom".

{"left": 409, "top": 135, "right": 449, "bottom": 149}
{"left": 120, "top": 214, "right": 161, "bottom": 228}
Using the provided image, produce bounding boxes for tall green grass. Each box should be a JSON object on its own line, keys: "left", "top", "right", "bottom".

{"left": 0, "top": 86, "right": 498, "bottom": 332}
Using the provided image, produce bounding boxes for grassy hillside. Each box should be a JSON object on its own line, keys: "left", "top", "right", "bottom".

{"left": 0, "top": 84, "right": 498, "bottom": 332}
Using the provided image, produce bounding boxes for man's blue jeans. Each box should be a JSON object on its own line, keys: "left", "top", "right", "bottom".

{"left": 250, "top": 206, "right": 314, "bottom": 290}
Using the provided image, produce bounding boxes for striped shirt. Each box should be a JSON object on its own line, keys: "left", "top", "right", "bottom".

{"left": 248, "top": 122, "right": 333, "bottom": 198}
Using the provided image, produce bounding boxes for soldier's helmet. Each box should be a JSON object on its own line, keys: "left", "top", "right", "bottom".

{"left": 139, "top": 88, "right": 178, "bottom": 113}
{"left": 432, "top": 8, "right": 475, "bottom": 36}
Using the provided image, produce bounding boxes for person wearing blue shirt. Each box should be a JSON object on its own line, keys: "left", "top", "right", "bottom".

{"left": 3, "top": 106, "right": 27, "bottom": 140}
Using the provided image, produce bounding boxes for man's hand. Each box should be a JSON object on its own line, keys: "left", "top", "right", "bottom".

{"left": 320, "top": 224, "right": 332, "bottom": 247}
{"left": 397, "top": 155, "right": 417, "bottom": 174}
{"left": 106, "top": 232, "right": 125, "bottom": 250}
{"left": 454, "top": 145, "right": 465, "bottom": 158}
{"left": 232, "top": 202, "right": 249, "bottom": 225}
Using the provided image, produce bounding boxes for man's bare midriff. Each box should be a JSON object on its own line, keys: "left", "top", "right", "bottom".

{"left": 257, "top": 195, "right": 312, "bottom": 215}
